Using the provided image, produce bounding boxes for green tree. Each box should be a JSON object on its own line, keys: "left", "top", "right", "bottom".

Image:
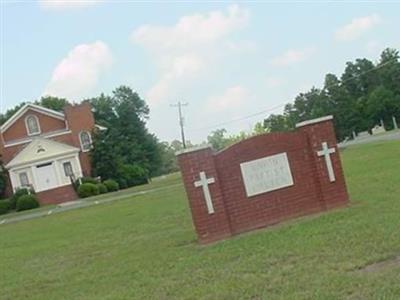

{"left": 377, "top": 48, "right": 400, "bottom": 96}
{"left": 36, "top": 96, "right": 70, "bottom": 112}
{"left": 90, "top": 86, "right": 162, "bottom": 184}
{"left": 263, "top": 114, "right": 289, "bottom": 132}
{"left": 261, "top": 48, "right": 400, "bottom": 141}
{"left": 366, "top": 86, "right": 400, "bottom": 129}
{"left": 207, "top": 129, "right": 228, "bottom": 150}
{"left": 0, "top": 102, "right": 26, "bottom": 125}
{"left": 253, "top": 122, "right": 267, "bottom": 135}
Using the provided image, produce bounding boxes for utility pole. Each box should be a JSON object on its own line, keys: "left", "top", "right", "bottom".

{"left": 171, "top": 101, "right": 188, "bottom": 148}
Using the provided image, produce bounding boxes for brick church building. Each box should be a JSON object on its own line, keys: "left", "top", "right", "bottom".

{"left": 0, "top": 102, "right": 97, "bottom": 205}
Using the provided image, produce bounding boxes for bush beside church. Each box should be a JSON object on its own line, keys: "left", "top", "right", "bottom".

{"left": 0, "top": 187, "right": 40, "bottom": 215}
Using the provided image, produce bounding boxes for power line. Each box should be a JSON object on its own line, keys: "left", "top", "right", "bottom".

{"left": 170, "top": 101, "right": 188, "bottom": 148}
{"left": 191, "top": 103, "right": 286, "bottom": 132}
{"left": 189, "top": 56, "right": 398, "bottom": 132}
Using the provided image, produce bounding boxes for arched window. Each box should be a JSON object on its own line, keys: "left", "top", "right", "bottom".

{"left": 79, "top": 131, "right": 92, "bottom": 152}
{"left": 25, "top": 115, "right": 40, "bottom": 136}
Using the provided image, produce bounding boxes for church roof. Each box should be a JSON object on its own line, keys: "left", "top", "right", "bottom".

{"left": 6, "top": 137, "right": 80, "bottom": 169}
{"left": 0, "top": 103, "right": 65, "bottom": 133}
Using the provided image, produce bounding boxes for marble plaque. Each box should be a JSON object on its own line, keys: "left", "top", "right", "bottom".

{"left": 240, "top": 152, "right": 294, "bottom": 197}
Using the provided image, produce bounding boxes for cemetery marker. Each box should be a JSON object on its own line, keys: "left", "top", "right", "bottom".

{"left": 178, "top": 115, "right": 349, "bottom": 244}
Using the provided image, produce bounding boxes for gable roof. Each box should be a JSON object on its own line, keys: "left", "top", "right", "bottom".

{"left": 6, "top": 137, "right": 80, "bottom": 169}
{"left": 0, "top": 103, "right": 65, "bottom": 133}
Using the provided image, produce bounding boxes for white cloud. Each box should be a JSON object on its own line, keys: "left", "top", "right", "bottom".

{"left": 132, "top": 5, "right": 248, "bottom": 52}
{"left": 39, "top": 0, "right": 102, "bottom": 10}
{"left": 43, "top": 41, "right": 113, "bottom": 100}
{"left": 131, "top": 5, "right": 249, "bottom": 106}
{"left": 270, "top": 47, "right": 316, "bottom": 67}
{"left": 207, "top": 85, "right": 248, "bottom": 113}
{"left": 335, "top": 14, "right": 381, "bottom": 41}
{"left": 146, "top": 54, "right": 205, "bottom": 105}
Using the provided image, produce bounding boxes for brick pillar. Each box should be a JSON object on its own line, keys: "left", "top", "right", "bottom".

{"left": 296, "top": 116, "right": 349, "bottom": 209}
{"left": 177, "top": 146, "right": 232, "bottom": 244}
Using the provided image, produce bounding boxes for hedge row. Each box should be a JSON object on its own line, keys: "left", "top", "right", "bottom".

{"left": 76, "top": 179, "right": 120, "bottom": 198}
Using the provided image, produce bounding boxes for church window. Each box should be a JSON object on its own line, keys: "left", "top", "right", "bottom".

{"left": 25, "top": 115, "right": 41, "bottom": 135}
{"left": 79, "top": 131, "right": 92, "bottom": 152}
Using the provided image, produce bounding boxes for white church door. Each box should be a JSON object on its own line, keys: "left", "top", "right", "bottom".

{"left": 35, "top": 162, "right": 58, "bottom": 192}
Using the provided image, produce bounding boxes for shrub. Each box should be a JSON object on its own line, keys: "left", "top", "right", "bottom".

{"left": 119, "top": 164, "right": 149, "bottom": 187}
{"left": 16, "top": 195, "right": 39, "bottom": 212}
{"left": 0, "top": 199, "right": 11, "bottom": 215}
{"left": 77, "top": 183, "right": 99, "bottom": 198}
{"left": 81, "top": 177, "right": 99, "bottom": 184}
{"left": 74, "top": 176, "right": 99, "bottom": 189}
{"left": 97, "top": 183, "right": 108, "bottom": 194}
{"left": 10, "top": 188, "right": 35, "bottom": 210}
{"left": 103, "top": 179, "right": 119, "bottom": 192}
{"left": 117, "top": 178, "right": 127, "bottom": 190}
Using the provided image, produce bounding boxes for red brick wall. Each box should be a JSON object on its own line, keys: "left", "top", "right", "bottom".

{"left": 177, "top": 117, "right": 349, "bottom": 244}
{"left": 2, "top": 109, "right": 66, "bottom": 142}
{"left": 36, "top": 184, "right": 78, "bottom": 205}
{"left": 64, "top": 102, "right": 95, "bottom": 177}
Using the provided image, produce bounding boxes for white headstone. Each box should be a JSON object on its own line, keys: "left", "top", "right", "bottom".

{"left": 240, "top": 152, "right": 294, "bottom": 197}
{"left": 372, "top": 125, "right": 386, "bottom": 135}
{"left": 393, "top": 116, "right": 398, "bottom": 130}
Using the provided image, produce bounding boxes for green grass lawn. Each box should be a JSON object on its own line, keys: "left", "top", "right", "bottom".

{"left": 1, "top": 141, "right": 400, "bottom": 299}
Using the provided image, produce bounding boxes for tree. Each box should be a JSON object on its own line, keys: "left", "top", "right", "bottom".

{"left": 207, "top": 129, "right": 228, "bottom": 151}
{"left": 261, "top": 48, "right": 400, "bottom": 141}
{"left": 90, "top": 86, "right": 162, "bottom": 185}
{"left": 377, "top": 48, "right": 400, "bottom": 96}
{"left": 366, "top": 86, "right": 400, "bottom": 129}
{"left": 253, "top": 122, "right": 267, "bottom": 135}
{"left": 0, "top": 102, "right": 26, "bottom": 125}
{"left": 263, "top": 114, "right": 289, "bottom": 132}
{"left": 36, "top": 96, "right": 70, "bottom": 112}
{"left": 87, "top": 93, "right": 116, "bottom": 128}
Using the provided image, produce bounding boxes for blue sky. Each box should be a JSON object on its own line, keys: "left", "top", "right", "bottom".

{"left": 1, "top": 1, "right": 399, "bottom": 143}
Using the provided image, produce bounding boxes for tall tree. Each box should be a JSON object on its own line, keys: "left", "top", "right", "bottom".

{"left": 90, "top": 86, "right": 162, "bottom": 185}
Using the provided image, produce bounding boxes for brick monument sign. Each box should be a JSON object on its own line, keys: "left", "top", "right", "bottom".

{"left": 177, "top": 116, "right": 349, "bottom": 244}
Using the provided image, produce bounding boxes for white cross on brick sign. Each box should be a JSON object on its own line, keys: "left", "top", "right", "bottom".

{"left": 194, "top": 171, "right": 216, "bottom": 214}
{"left": 317, "top": 142, "right": 336, "bottom": 182}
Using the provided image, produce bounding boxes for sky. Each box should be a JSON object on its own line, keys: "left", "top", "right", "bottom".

{"left": 1, "top": 1, "right": 400, "bottom": 143}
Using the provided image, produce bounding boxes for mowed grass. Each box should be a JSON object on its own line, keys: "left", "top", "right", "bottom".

{"left": 1, "top": 141, "right": 400, "bottom": 299}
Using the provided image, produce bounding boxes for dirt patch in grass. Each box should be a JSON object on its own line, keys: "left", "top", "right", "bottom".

{"left": 358, "top": 256, "right": 400, "bottom": 273}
